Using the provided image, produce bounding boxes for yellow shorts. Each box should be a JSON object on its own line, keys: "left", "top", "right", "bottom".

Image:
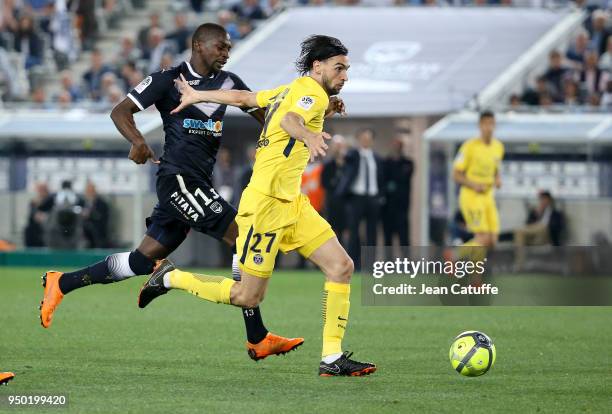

{"left": 235, "top": 187, "right": 336, "bottom": 278}
{"left": 459, "top": 187, "right": 499, "bottom": 234}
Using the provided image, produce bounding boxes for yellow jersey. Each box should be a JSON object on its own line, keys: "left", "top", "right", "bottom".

{"left": 249, "top": 76, "right": 329, "bottom": 201}
{"left": 453, "top": 137, "right": 504, "bottom": 188}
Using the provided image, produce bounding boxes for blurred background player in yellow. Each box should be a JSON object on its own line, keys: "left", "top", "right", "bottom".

{"left": 452, "top": 110, "right": 504, "bottom": 267}
{"left": 138, "top": 35, "right": 376, "bottom": 377}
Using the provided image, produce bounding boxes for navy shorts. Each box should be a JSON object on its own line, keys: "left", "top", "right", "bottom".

{"left": 145, "top": 173, "right": 237, "bottom": 251}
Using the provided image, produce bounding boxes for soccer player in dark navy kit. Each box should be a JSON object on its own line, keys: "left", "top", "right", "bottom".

{"left": 39, "top": 23, "right": 303, "bottom": 360}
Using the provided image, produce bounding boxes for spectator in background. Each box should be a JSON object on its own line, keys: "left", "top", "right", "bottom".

{"left": 82, "top": 181, "right": 111, "bottom": 248}
{"left": 138, "top": 11, "right": 161, "bottom": 55}
{"left": 24, "top": 182, "right": 54, "bottom": 247}
{"left": 337, "top": 128, "right": 384, "bottom": 270}
{"left": 0, "top": 0, "right": 19, "bottom": 40}
{"left": 137, "top": 11, "right": 161, "bottom": 57}
{"left": 13, "top": 13, "right": 44, "bottom": 70}
{"left": 30, "top": 85, "right": 50, "bottom": 108}
{"left": 82, "top": 48, "right": 113, "bottom": 100}
{"left": 190, "top": 0, "right": 205, "bottom": 13}
{"left": 0, "top": 47, "right": 21, "bottom": 100}
{"left": 75, "top": 0, "right": 98, "bottom": 51}
{"left": 45, "top": 0, "right": 77, "bottom": 70}
{"left": 577, "top": 50, "right": 609, "bottom": 95}
{"left": 598, "top": 36, "right": 612, "bottom": 71}
{"left": 382, "top": 137, "right": 414, "bottom": 248}
{"left": 118, "top": 61, "right": 141, "bottom": 92}
{"left": 160, "top": 52, "right": 174, "bottom": 70}
{"left": 48, "top": 180, "right": 84, "bottom": 249}
{"left": 218, "top": 10, "right": 240, "bottom": 41}
{"left": 566, "top": 30, "right": 589, "bottom": 70}
{"left": 56, "top": 89, "right": 72, "bottom": 108}
{"left": 145, "top": 27, "right": 175, "bottom": 74}
{"left": 588, "top": 9, "right": 611, "bottom": 56}
{"left": 521, "top": 75, "right": 547, "bottom": 106}
{"left": 321, "top": 135, "right": 349, "bottom": 246}
{"left": 513, "top": 190, "right": 564, "bottom": 270}
{"left": 543, "top": 50, "right": 570, "bottom": 101}
{"left": 59, "top": 69, "right": 83, "bottom": 101}
{"left": 114, "top": 36, "right": 141, "bottom": 68}
{"left": 237, "top": 19, "right": 254, "bottom": 39}
{"left": 562, "top": 77, "right": 584, "bottom": 106}
{"left": 166, "top": 12, "right": 191, "bottom": 54}
{"left": 264, "top": 0, "right": 285, "bottom": 17}
{"left": 601, "top": 79, "right": 612, "bottom": 108}
{"left": 99, "top": 71, "right": 119, "bottom": 100}
{"left": 231, "top": 0, "right": 266, "bottom": 21}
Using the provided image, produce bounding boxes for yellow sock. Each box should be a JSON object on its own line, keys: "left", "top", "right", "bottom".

{"left": 168, "top": 269, "right": 234, "bottom": 304}
{"left": 322, "top": 281, "right": 350, "bottom": 358}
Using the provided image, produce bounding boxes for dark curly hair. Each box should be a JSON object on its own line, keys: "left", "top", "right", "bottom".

{"left": 295, "top": 35, "right": 348, "bottom": 76}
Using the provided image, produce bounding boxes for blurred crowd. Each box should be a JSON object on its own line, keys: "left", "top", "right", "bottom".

{"left": 511, "top": 7, "right": 612, "bottom": 110}
{"left": 25, "top": 180, "right": 113, "bottom": 249}
{"left": 1, "top": 0, "right": 599, "bottom": 107}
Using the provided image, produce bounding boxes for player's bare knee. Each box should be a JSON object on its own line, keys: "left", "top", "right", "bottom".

{"left": 327, "top": 255, "right": 353, "bottom": 283}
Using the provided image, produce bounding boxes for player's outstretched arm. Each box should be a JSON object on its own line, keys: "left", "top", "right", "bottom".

{"left": 110, "top": 99, "right": 158, "bottom": 165}
{"left": 171, "top": 74, "right": 258, "bottom": 114}
{"left": 280, "top": 112, "right": 331, "bottom": 162}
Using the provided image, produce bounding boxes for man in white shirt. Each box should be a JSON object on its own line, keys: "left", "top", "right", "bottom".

{"left": 336, "top": 128, "right": 383, "bottom": 270}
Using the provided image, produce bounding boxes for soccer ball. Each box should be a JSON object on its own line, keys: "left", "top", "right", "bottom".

{"left": 449, "top": 331, "right": 496, "bottom": 377}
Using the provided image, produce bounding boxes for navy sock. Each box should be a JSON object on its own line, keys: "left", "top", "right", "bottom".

{"left": 58, "top": 260, "right": 113, "bottom": 294}
{"left": 243, "top": 307, "right": 268, "bottom": 344}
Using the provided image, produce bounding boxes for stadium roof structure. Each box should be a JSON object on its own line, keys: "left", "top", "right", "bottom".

{"left": 0, "top": 110, "right": 162, "bottom": 148}
{"left": 225, "top": 6, "right": 580, "bottom": 117}
{"left": 424, "top": 112, "right": 612, "bottom": 143}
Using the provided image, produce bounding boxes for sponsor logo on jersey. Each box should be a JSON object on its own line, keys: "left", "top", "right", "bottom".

{"left": 187, "top": 79, "right": 201, "bottom": 86}
{"left": 297, "top": 96, "right": 315, "bottom": 110}
{"left": 253, "top": 254, "right": 264, "bottom": 265}
{"left": 183, "top": 118, "right": 223, "bottom": 136}
{"left": 135, "top": 76, "right": 152, "bottom": 93}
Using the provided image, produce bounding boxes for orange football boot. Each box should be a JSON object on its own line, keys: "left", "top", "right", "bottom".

{"left": 39, "top": 271, "right": 65, "bottom": 328}
{"left": 246, "top": 333, "right": 304, "bottom": 361}
{"left": 0, "top": 372, "right": 15, "bottom": 385}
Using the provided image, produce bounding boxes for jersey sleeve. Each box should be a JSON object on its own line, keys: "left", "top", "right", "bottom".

{"left": 453, "top": 142, "right": 470, "bottom": 171}
{"left": 227, "top": 72, "right": 259, "bottom": 114}
{"left": 227, "top": 72, "right": 251, "bottom": 91}
{"left": 255, "top": 85, "right": 289, "bottom": 108}
{"left": 127, "top": 70, "right": 174, "bottom": 111}
{"left": 288, "top": 91, "right": 328, "bottom": 124}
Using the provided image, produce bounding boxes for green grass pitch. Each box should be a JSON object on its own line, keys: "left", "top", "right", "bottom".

{"left": 1, "top": 267, "right": 610, "bottom": 413}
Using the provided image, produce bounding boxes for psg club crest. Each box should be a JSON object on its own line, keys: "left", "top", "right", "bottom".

{"left": 253, "top": 254, "right": 264, "bottom": 265}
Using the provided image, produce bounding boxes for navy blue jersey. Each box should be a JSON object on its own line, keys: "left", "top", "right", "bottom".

{"left": 127, "top": 61, "right": 251, "bottom": 181}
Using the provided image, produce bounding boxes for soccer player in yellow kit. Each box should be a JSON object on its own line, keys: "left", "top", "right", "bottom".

{"left": 453, "top": 111, "right": 504, "bottom": 261}
{"left": 139, "top": 35, "right": 376, "bottom": 376}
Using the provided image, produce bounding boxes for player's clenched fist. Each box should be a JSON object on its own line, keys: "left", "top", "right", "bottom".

{"left": 304, "top": 131, "right": 332, "bottom": 162}
{"left": 325, "top": 96, "right": 346, "bottom": 118}
{"left": 129, "top": 142, "right": 158, "bottom": 164}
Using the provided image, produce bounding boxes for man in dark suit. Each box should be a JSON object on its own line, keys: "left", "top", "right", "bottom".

{"left": 382, "top": 138, "right": 414, "bottom": 248}
{"left": 321, "top": 135, "right": 349, "bottom": 246}
{"left": 335, "top": 128, "right": 384, "bottom": 270}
